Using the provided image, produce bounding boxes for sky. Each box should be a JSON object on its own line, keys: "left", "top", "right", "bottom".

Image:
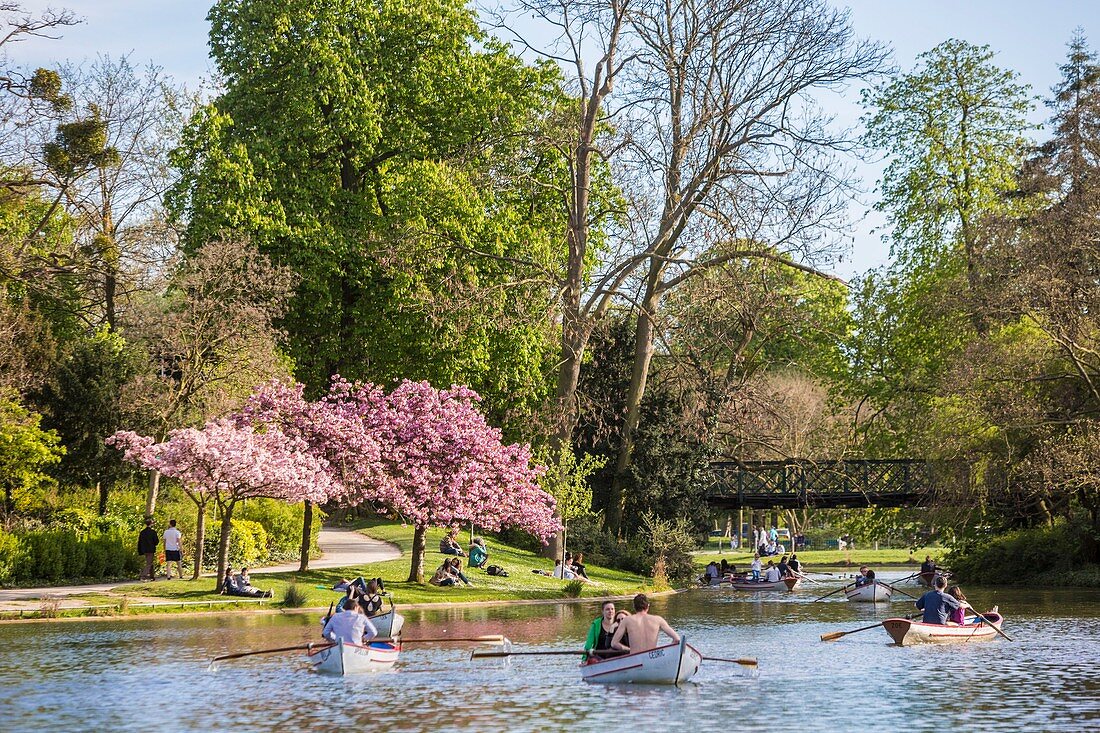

{"left": 8, "top": 0, "right": 1100, "bottom": 278}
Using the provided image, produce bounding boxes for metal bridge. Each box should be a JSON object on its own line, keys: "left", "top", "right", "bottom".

{"left": 706, "top": 459, "right": 955, "bottom": 510}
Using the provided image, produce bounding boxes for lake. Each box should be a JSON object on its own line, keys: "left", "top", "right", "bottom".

{"left": 1, "top": 571, "right": 1097, "bottom": 732}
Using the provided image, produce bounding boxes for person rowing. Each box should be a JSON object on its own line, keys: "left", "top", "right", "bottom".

{"left": 914, "top": 575, "right": 961, "bottom": 624}
{"left": 853, "top": 565, "right": 872, "bottom": 587}
{"left": 321, "top": 597, "right": 378, "bottom": 645}
{"left": 610, "top": 594, "right": 679, "bottom": 653}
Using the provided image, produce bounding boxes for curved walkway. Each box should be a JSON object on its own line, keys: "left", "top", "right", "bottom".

{"left": 0, "top": 527, "right": 400, "bottom": 607}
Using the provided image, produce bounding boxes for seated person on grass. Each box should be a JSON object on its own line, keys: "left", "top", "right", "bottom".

{"left": 439, "top": 529, "right": 466, "bottom": 557}
{"left": 469, "top": 538, "right": 489, "bottom": 568}
{"left": 430, "top": 562, "right": 460, "bottom": 587}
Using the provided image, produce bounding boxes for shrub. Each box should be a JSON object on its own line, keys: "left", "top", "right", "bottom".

{"left": 0, "top": 530, "right": 21, "bottom": 583}
{"left": 946, "top": 518, "right": 1097, "bottom": 585}
{"left": 282, "top": 582, "right": 308, "bottom": 608}
{"left": 563, "top": 579, "right": 585, "bottom": 598}
{"left": 638, "top": 513, "right": 698, "bottom": 583}
{"left": 203, "top": 518, "right": 270, "bottom": 568}
{"left": 236, "top": 499, "right": 319, "bottom": 561}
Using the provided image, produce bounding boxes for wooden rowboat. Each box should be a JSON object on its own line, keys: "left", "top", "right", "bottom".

{"left": 581, "top": 636, "right": 702, "bottom": 685}
{"left": 369, "top": 607, "right": 404, "bottom": 638}
{"left": 844, "top": 581, "right": 892, "bottom": 603}
{"left": 882, "top": 609, "right": 1004, "bottom": 646}
{"left": 318, "top": 606, "right": 404, "bottom": 639}
{"left": 728, "top": 577, "right": 801, "bottom": 592}
{"left": 308, "top": 640, "right": 400, "bottom": 675}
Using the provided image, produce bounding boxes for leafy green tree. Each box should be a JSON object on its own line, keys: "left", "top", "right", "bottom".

{"left": 862, "top": 39, "right": 1034, "bottom": 333}
{"left": 0, "top": 392, "right": 64, "bottom": 522}
{"left": 169, "top": 0, "right": 566, "bottom": 433}
{"left": 39, "top": 327, "right": 142, "bottom": 515}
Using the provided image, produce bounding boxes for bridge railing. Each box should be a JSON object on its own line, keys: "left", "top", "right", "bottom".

{"left": 707, "top": 459, "right": 949, "bottom": 509}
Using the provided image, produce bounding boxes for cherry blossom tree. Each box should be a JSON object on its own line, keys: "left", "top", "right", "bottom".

{"left": 234, "top": 378, "right": 388, "bottom": 570}
{"left": 370, "top": 380, "right": 561, "bottom": 582}
{"left": 110, "top": 419, "right": 335, "bottom": 588}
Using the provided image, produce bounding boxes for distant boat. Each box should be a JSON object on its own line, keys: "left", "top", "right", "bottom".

{"left": 580, "top": 636, "right": 702, "bottom": 685}
{"left": 882, "top": 609, "right": 1004, "bottom": 646}
{"left": 308, "top": 640, "right": 400, "bottom": 675}
{"left": 727, "top": 577, "right": 801, "bottom": 592}
{"left": 844, "top": 581, "right": 892, "bottom": 603}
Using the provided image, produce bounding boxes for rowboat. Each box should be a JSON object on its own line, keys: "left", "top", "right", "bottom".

{"left": 882, "top": 609, "right": 1004, "bottom": 646}
{"left": 916, "top": 570, "right": 950, "bottom": 587}
{"left": 308, "top": 640, "right": 400, "bottom": 675}
{"left": 318, "top": 605, "right": 404, "bottom": 638}
{"left": 581, "top": 636, "right": 702, "bottom": 685}
{"left": 369, "top": 607, "right": 404, "bottom": 638}
{"left": 844, "top": 581, "right": 892, "bottom": 603}
{"left": 728, "top": 577, "right": 801, "bottom": 592}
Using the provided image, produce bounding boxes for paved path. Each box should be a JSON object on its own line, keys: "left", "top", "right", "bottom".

{"left": 0, "top": 527, "right": 400, "bottom": 607}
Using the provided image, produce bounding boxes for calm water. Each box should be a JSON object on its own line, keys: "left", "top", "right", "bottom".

{"left": 1, "top": 572, "right": 1098, "bottom": 732}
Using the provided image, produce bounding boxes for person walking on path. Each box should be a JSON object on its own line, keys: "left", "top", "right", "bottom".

{"left": 163, "top": 519, "right": 183, "bottom": 580}
{"left": 137, "top": 518, "right": 158, "bottom": 581}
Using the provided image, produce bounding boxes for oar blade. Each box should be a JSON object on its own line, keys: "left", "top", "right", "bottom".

{"left": 819, "top": 631, "right": 846, "bottom": 642}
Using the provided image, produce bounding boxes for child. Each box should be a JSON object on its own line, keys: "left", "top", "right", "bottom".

{"left": 947, "top": 586, "right": 970, "bottom": 625}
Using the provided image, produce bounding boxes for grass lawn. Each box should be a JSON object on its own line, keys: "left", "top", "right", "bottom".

{"left": 98, "top": 521, "right": 651, "bottom": 610}
{"left": 693, "top": 546, "right": 944, "bottom": 570}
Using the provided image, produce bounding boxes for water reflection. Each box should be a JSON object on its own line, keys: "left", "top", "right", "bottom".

{"left": 0, "top": 587, "right": 1097, "bottom": 731}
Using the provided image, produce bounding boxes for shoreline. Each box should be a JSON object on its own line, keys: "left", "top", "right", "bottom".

{"left": 0, "top": 588, "right": 681, "bottom": 626}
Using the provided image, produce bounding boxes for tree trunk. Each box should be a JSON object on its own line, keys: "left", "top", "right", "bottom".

{"left": 408, "top": 524, "right": 427, "bottom": 583}
{"left": 192, "top": 503, "right": 206, "bottom": 581}
{"left": 96, "top": 481, "right": 109, "bottom": 516}
{"left": 298, "top": 500, "right": 313, "bottom": 572}
{"left": 215, "top": 501, "right": 236, "bottom": 593}
{"left": 144, "top": 470, "right": 160, "bottom": 517}
{"left": 606, "top": 288, "right": 661, "bottom": 535}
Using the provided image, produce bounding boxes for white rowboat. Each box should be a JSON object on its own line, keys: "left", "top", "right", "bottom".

{"left": 369, "top": 608, "right": 404, "bottom": 638}
{"left": 308, "top": 640, "right": 400, "bottom": 675}
{"left": 728, "top": 577, "right": 801, "bottom": 592}
{"left": 882, "top": 609, "right": 1004, "bottom": 646}
{"left": 844, "top": 581, "right": 892, "bottom": 603}
{"left": 580, "top": 636, "right": 702, "bottom": 685}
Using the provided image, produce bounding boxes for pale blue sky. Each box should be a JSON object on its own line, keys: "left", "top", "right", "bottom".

{"left": 9, "top": 1, "right": 1100, "bottom": 277}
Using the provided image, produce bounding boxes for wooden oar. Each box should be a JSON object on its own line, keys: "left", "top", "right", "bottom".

{"left": 471, "top": 648, "right": 627, "bottom": 659}
{"left": 212, "top": 641, "right": 335, "bottom": 663}
{"left": 820, "top": 612, "right": 922, "bottom": 642}
{"left": 384, "top": 635, "right": 506, "bottom": 645}
{"left": 701, "top": 656, "right": 758, "bottom": 667}
{"left": 880, "top": 580, "right": 920, "bottom": 600}
{"left": 813, "top": 583, "right": 852, "bottom": 602}
{"left": 970, "top": 608, "right": 1014, "bottom": 642}
{"left": 792, "top": 571, "right": 825, "bottom": 587}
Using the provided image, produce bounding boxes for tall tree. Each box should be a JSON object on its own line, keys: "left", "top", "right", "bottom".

{"left": 170, "top": 0, "right": 566, "bottom": 430}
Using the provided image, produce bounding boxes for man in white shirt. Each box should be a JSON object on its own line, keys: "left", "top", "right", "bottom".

{"left": 321, "top": 598, "right": 378, "bottom": 645}
{"left": 163, "top": 519, "right": 183, "bottom": 580}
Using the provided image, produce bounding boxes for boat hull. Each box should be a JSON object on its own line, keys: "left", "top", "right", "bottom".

{"left": 845, "top": 581, "right": 892, "bottom": 603}
{"left": 309, "top": 640, "right": 400, "bottom": 675}
{"left": 882, "top": 612, "right": 1004, "bottom": 646}
{"left": 370, "top": 608, "right": 404, "bottom": 638}
{"left": 581, "top": 636, "right": 701, "bottom": 685}
{"left": 728, "top": 577, "right": 801, "bottom": 592}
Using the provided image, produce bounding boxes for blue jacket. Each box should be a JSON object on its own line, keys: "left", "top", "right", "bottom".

{"left": 915, "top": 590, "right": 961, "bottom": 624}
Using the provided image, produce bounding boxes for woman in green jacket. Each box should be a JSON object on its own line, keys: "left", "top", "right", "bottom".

{"left": 584, "top": 600, "right": 618, "bottom": 659}
{"left": 469, "top": 538, "right": 489, "bottom": 568}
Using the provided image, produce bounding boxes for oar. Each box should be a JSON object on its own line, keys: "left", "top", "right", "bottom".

{"left": 880, "top": 580, "right": 920, "bottom": 600}
{"left": 792, "top": 571, "right": 825, "bottom": 587}
{"left": 813, "top": 583, "right": 853, "bottom": 602}
{"left": 969, "top": 608, "right": 1014, "bottom": 642}
{"left": 701, "top": 656, "right": 758, "bottom": 667}
{"left": 384, "top": 635, "right": 507, "bottom": 645}
{"left": 471, "top": 648, "right": 627, "bottom": 659}
{"left": 820, "top": 612, "right": 922, "bottom": 642}
{"left": 211, "top": 641, "right": 335, "bottom": 663}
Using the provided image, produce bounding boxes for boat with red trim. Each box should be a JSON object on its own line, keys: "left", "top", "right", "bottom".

{"left": 580, "top": 636, "right": 702, "bottom": 685}
{"left": 882, "top": 609, "right": 1004, "bottom": 646}
{"left": 308, "top": 639, "right": 400, "bottom": 675}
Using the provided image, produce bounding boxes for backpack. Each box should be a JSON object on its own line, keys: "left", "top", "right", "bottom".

{"left": 487, "top": 565, "right": 509, "bottom": 577}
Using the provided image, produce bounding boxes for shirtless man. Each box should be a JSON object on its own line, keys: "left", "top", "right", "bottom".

{"left": 610, "top": 594, "right": 679, "bottom": 652}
